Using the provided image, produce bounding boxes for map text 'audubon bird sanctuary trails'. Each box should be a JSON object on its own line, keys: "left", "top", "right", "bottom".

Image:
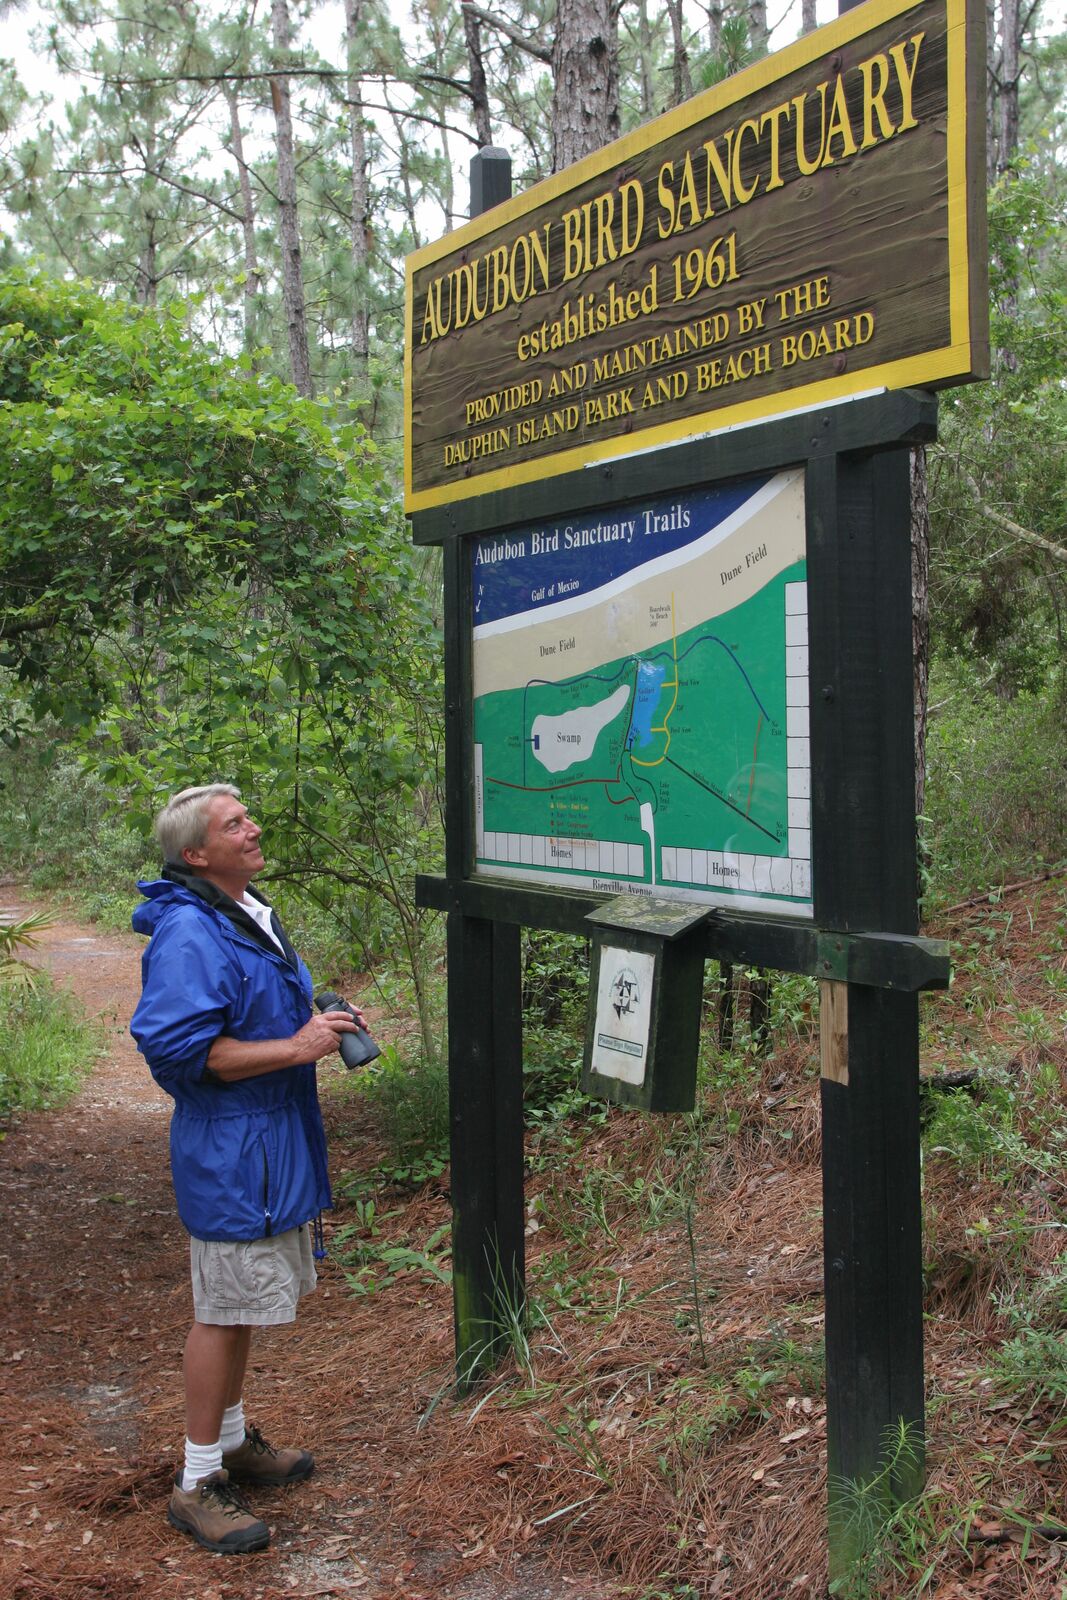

{"left": 471, "top": 468, "right": 813, "bottom": 918}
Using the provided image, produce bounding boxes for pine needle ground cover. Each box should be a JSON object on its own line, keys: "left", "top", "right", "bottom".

{"left": 317, "top": 880, "right": 1067, "bottom": 1599}
{"left": 0, "top": 884, "right": 1063, "bottom": 1600}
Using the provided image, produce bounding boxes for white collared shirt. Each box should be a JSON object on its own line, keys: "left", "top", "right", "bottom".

{"left": 239, "top": 891, "right": 284, "bottom": 951}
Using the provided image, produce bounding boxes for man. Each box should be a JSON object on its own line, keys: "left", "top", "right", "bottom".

{"left": 131, "top": 783, "right": 362, "bottom": 1554}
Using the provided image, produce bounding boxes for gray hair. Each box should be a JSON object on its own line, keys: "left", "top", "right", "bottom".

{"left": 154, "top": 783, "right": 241, "bottom": 863}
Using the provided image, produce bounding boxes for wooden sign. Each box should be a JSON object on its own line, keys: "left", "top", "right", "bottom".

{"left": 582, "top": 898, "right": 711, "bottom": 1110}
{"left": 404, "top": 0, "right": 986, "bottom": 513}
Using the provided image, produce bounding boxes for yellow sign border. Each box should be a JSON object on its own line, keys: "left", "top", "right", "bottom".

{"left": 404, "top": 0, "right": 978, "bottom": 514}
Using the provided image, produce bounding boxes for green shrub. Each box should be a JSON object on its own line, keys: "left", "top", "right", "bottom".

{"left": 991, "top": 1325, "right": 1067, "bottom": 1409}
{"left": 0, "top": 980, "right": 102, "bottom": 1118}
{"left": 0, "top": 734, "right": 154, "bottom": 898}
{"left": 925, "top": 665, "right": 1067, "bottom": 902}
{"left": 921, "top": 1067, "right": 1054, "bottom": 1184}
{"left": 522, "top": 929, "right": 593, "bottom": 1116}
{"left": 355, "top": 1044, "right": 450, "bottom": 1171}
{"left": 522, "top": 928, "right": 589, "bottom": 1029}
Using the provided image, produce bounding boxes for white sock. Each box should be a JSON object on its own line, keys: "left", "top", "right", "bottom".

{"left": 181, "top": 1437, "right": 222, "bottom": 1492}
{"left": 219, "top": 1401, "right": 247, "bottom": 1455}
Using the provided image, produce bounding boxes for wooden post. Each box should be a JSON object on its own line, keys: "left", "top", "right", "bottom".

{"left": 445, "top": 909, "right": 524, "bottom": 1382}
{"left": 445, "top": 145, "right": 523, "bottom": 1386}
{"left": 808, "top": 444, "right": 927, "bottom": 1575}
{"left": 469, "top": 145, "right": 512, "bottom": 216}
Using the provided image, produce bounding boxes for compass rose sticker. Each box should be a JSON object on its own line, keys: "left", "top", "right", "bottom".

{"left": 610, "top": 965, "right": 641, "bottom": 1020}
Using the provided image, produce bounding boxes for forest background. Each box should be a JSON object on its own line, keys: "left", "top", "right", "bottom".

{"left": 0, "top": 0, "right": 1064, "bottom": 1032}
{"left": 0, "top": 2, "right": 1066, "bottom": 1595}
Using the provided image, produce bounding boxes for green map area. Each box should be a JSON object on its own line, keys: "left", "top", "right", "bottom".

{"left": 475, "top": 563, "right": 808, "bottom": 902}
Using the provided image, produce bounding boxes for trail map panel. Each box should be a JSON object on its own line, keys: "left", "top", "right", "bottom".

{"left": 472, "top": 469, "right": 812, "bottom": 918}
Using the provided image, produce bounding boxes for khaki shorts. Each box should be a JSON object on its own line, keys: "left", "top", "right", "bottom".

{"left": 190, "top": 1225, "right": 317, "bottom": 1327}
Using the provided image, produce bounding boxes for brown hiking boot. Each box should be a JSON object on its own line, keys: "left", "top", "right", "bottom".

{"left": 167, "top": 1468, "right": 270, "bottom": 1554}
{"left": 222, "top": 1424, "right": 314, "bottom": 1486}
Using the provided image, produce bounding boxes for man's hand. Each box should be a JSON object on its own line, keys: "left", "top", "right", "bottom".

{"left": 288, "top": 1010, "right": 359, "bottom": 1063}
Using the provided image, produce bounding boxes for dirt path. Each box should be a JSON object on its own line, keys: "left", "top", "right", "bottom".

{"left": 0, "top": 895, "right": 613, "bottom": 1600}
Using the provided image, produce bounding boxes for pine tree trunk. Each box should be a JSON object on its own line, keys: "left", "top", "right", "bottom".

{"left": 708, "top": 2, "right": 724, "bottom": 58}
{"left": 224, "top": 84, "right": 262, "bottom": 356}
{"left": 989, "top": 0, "right": 1020, "bottom": 362}
{"left": 551, "top": 0, "right": 619, "bottom": 172}
{"left": 270, "top": 0, "right": 313, "bottom": 397}
{"left": 665, "top": 0, "right": 693, "bottom": 105}
{"left": 134, "top": 222, "right": 158, "bottom": 306}
{"left": 998, "top": 0, "right": 1020, "bottom": 176}
{"left": 461, "top": 0, "right": 493, "bottom": 147}
{"left": 747, "top": 0, "right": 769, "bottom": 54}
{"left": 987, "top": 0, "right": 999, "bottom": 180}
{"left": 634, "top": 0, "right": 659, "bottom": 121}
{"left": 134, "top": 133, "right": 159, "bottom": 307}
{"left": 344, "top": 0, "right": 370, "bottom": 366}
{"left": 389, "top": 104, "right": 428, "bottom": 242}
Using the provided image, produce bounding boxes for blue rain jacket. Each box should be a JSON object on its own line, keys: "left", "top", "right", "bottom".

{"left": 130, "top": 875, "right": 332, "bottom": 1242}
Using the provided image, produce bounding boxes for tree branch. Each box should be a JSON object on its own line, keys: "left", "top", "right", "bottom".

{"left": 459, "top": 2, "right": 553, "bottom": 64}
{"left": 69, "top": 66, "right": 349, "bottom": 88}
{"left": 940, "top": 862, "right": 1067, "bottom": 917}
{"left": 359, "top": 87, "right": 480, "bottom": 145}
{"left": 55, "top": 163, "right": 247, "bottom": 225}
{"left": 963, "top": 473, "right": 1067, "bottom": 565}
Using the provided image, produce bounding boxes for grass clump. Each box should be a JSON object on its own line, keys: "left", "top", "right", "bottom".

{"left": 989, "top": 1253, "right": 1067, "bottom": 1411}
{"left": 923, "top": 1071, "right": 1038, "bottom": 1181}
{"left": 0, "top": 979, "right": 102, "bottom": 1119}
{"left": 827, "top": 1421, "right": 927, "bottom": 1598}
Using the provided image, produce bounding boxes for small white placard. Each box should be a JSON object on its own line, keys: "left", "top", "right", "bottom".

{"left": 590, "top": 945, "right": 655, "bottom": 1085}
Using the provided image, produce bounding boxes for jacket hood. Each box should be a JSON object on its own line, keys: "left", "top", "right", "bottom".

{"left": 132, "top": 876, "right": 201, "bottom": 936}
{"left": 133, "top": 865, "right": 300, "bottom": 970}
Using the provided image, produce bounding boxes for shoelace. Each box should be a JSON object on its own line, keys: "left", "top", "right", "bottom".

{"left": 201, "top": 1476, "right": 256, "bottom": 1519}
{"left": 243, "top": 1425, "right": 278, "bottom": 1458}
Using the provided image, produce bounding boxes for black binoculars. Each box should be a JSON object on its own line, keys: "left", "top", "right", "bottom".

{"left": 314, "top": 990, "right": 381, "bottom": 1069}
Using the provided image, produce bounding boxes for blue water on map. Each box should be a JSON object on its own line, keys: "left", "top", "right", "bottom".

{"left": 627, "top": 660, "right": 668, "bottom": 751}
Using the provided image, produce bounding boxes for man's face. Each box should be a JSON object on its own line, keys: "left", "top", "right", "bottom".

{"left": 183, "top": 795, "right": 265, "bottom": 891}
